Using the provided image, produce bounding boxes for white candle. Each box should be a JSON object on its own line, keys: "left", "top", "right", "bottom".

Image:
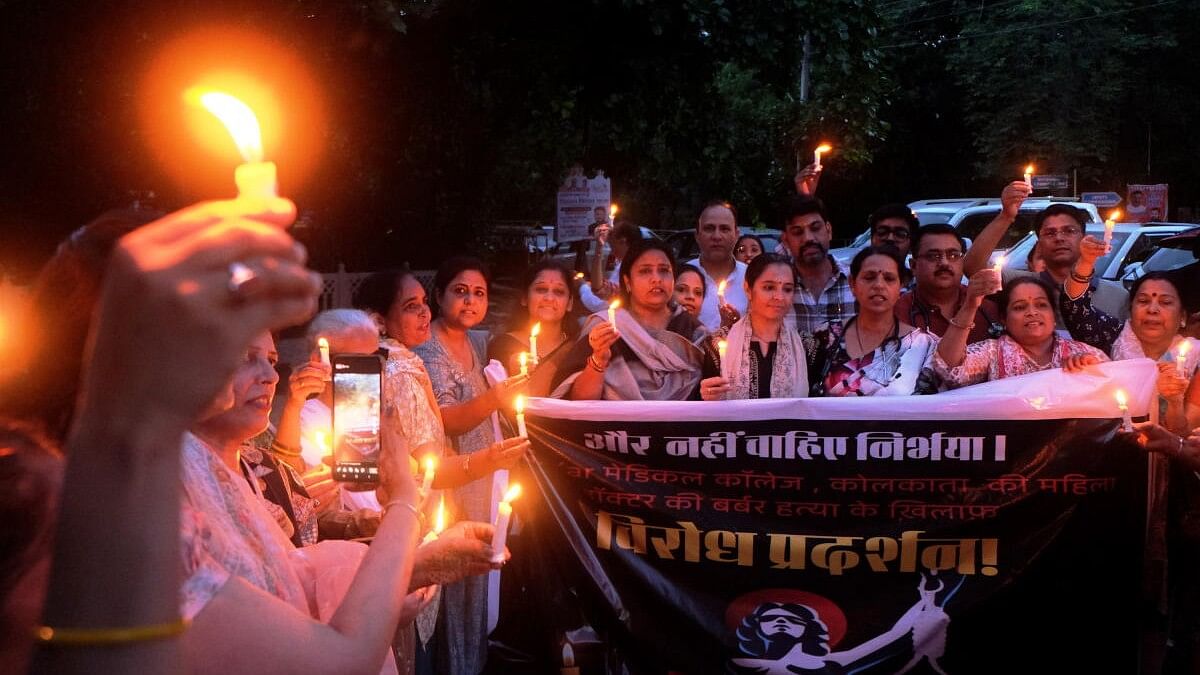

{"left": 518, "top": 351, "right": 528, "bottom": 377}
{"left": 491, "top": 484, "right": 522, "bottom": 562}
{"left": 420, "top": 455, "right": 437, "bottom": 497}
{"left": 318, "top": 337, "right": 331, "bottom": 367}
{"left": 813, "top": 143, "right": 832, "bottom": 170}
{"left": 422, "top": 496, "right": 447, "bottom": 544}
{"left": 1024, "top": 164, "right": 1034, "bottom": 187}
{"left": 193, "top": 90, "right": 278, "bottom": 200}
{"left": 608, "top": 299, "right": 620, "bottom": 331}
{"left": 609, "top": 203, "right": 619, "bottom": 224}
{"left": 1115, "top": 390, "right": 1133, "bottom": 432}
{"left": 717, "top": 339, "right": 728, "bottom": 362}
{"left": 529, "top": 322, "right": 541, "bottom": 367}
{"left": 515, "top": 395, "right": 528, "bottom": 438}
{"left": 993, "top": 255, "right": 1006, "bottom": 289}
{"left": 717, "top": 279, "right": 727, "bottom": 305}
{"left": 1104, "top": 210, "right": 1120, "bottom": 246}
{"left": 1177, "top": 340, "right": 1192, "bottom": 378}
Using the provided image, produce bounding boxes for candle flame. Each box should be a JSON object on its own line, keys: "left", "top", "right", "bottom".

{"left": 530, "top": 322, "right": 541, "bottom": 338}
{"left": 717, "top": 280, "right": 728, "bottom": 296}
{"left": 1179, "top": 341, "right": 1192, "bottom": 358}
{"left": 993, "top": 255, "right": 1007, "bottom": 271}
{"left": 315, "top": 430, "right": 329, "bottom": 452}
{"left": 433, "top": 495, "right": 446, "bottom": 534}
{"left": 609, "top": 299, "right": 621, "bottom": 310}
{"left": 610, "top": 203, "right": 619, "bottom": 219}
{"left": 317, "top": 337, "right": 329, "bottom": 349}
{"left": 1108, "top": 209, "right": 1122, "bottom": 223}
{"left": 424, "top": 454, "right": 437, "bottom": 474}
{"left": 518, "top": 352, "right": 528, "bottom": 367}
{"left": 502, "top": 483, "right": 522, "bottom": 503}
{"left": 1024, "top": 164, "right": 1034, "bottom": 176}
{"left": 815, "top": 143, "right": 832, "bottom": 154}
{"left": 1114, "top": 389, "right": 1128, "bottom": 408}
{"left": 515, "top": 394, "right": 525, "bottom": 415}
{"left": 190, "top": 89, "right": 264, "bottom": 163}
{"left": 574, "top": 271, "right": 585, "bottom": 280}
{"left": 717, "top": 340, "right": 728, "bottom": 357}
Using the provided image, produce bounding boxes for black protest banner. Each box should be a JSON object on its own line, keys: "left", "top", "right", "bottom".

{"left": 521, "top": 360, "right": 1157, "bottom": 674}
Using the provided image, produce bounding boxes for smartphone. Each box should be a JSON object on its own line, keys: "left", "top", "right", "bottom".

{"left": 331, "top": 354, "right": 384, "bottom": 483}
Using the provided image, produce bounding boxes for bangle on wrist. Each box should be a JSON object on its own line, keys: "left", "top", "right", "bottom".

{"left": 1070, "top": 267, "right": 1094, "bottom": 284}
{"left": 948, "top": 315, "right": 975, "bottom": 331}
{"left": 34, "top": 618, "right": 190, "bottom": 647}
{"left": 588, "top": 355, "right": 607, "bottom": 372}
{"left": 383, "top": 500, "right": 421, "bottom": 522}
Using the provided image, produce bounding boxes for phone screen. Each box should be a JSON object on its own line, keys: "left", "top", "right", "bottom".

{"left": 332, "top": 355, "right": 383, "bottom": 483}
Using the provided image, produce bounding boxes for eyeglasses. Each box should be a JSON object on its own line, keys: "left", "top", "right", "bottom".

{"left": 1039, "top": 226, "right": 1081, "bottom": 239}
{"left": 873, "top": 227, "right": 911, "bottom": 241}
{"left": 914, "top": 250, "right": 964, "bottom": 263}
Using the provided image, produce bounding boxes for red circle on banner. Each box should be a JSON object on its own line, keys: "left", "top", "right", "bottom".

{"left": 725, "top": 589, "right": 848, "bottom": 649}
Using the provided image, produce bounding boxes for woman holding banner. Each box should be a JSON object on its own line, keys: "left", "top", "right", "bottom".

{"left": 557, "top": 241, "right": 706, "bottom": 401}
{"left": 1060, "top": 233, "right": 1199, "bottom": 431}
{"left": 806, "top": 246, "right": 938, "bottom": 397}
{"left": 698, "top": 254, "right": 808, "bottom": 400}
{"left": 935, "top": 276, "right": 1108, "bottom": 387}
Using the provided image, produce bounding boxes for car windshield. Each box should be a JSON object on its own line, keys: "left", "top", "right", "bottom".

{"left": 955, "top": 211, "right": 1041, "bottom": 250}
{"left": 1143, "top": 246, "right": 1198, "bottom": 273}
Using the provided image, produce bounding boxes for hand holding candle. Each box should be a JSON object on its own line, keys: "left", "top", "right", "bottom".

{"left": 518, "top": 351, "right": 529, "bottom": 377}
{"left": 491, "top": 484, "right": 522, "bottom": 563}
{"left": 191, "top": 89, "right": 277, "bottom": 200}
{"left": 514, "top": 395, "right": 528, "bottom": 438}
{"left": 422, "top": 495, "right": 447, "bottom": 544}
{"left": 1115, "top": 389, "right": 1134, "bottom": 432}
{"left": 529, "top": 322, "right": 541, "bottom": 367}
{"left": 813, "top": 143, "right": 832, "bottom": 170}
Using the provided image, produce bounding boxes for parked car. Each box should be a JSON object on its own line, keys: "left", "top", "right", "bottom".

{"left": 830, "top": 198, "right": 1103, "bottom": 265}
{"left": 1003, "top": 223, "right": 1196, "bottom": 279}
{"left": 663, "top": 227, "right": 784, "bottom": 263}
{"left": 1119, "top": 225, "right": 1200, "bottom": 282}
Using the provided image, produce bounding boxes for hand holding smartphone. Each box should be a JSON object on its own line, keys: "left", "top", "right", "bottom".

{"left": 331, "top": 354, "right": 383, "bottom": 483}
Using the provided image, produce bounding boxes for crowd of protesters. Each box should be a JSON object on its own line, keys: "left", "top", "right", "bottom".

{"left": 0, "top": 158, "right": 1198, "bottom": 675}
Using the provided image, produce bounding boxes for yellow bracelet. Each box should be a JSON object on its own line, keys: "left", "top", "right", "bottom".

{"left": 34, "top": 618, "right": 190, "bottom": 647}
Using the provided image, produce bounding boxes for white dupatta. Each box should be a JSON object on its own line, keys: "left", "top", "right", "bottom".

{"left": 720, "top": 315, "right": 809, "bottom": 399}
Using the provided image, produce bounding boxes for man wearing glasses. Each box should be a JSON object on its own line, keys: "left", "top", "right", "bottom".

{"left": 895, "top": 224, "right": 1002, "bottom": 343}
{"left": 1002, "top": 204, "right": 1129, "bottom": 328}
{"left": 867, "top": 203, "right": 919, "bottom": 257}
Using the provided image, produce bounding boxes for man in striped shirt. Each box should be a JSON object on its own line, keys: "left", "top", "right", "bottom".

{"left": 781, "top": 197, "right": 857, "bottom": 334}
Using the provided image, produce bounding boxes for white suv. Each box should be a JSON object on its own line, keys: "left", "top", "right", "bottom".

{"left": 831, "top": 198, "right": 1103, "bottom": 264}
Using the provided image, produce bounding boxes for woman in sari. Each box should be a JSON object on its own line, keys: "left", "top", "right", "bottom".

{"left": 698, "top": 254, "right": 808, "bottom": 400}
{"left": 935, "top": 275, "right": 1108, "bottom": 387}
{"left": 1061, "top": 231, "right": 1198, "bottom": 431}
{"left": 557, "top": 241, "right": 706, "bottom": 401}
{"left": 807, "top": 246, "right": 939, "bottom": 397}
{"left": 487, "top": 259, "right": 580, "bottom": 376}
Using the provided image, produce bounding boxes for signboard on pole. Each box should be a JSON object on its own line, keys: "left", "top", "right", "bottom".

{"left": 1080, "top": 192, "right": 1123, "bottom": 208}
{"left": 1125, "top": 184, "right": 1169, "bottom": 223}
{"left": 1031, "top": 174, "right": 1070, "bottom": 191}
{"left": 557, "top": 167, "right": 611, "bottom": 243}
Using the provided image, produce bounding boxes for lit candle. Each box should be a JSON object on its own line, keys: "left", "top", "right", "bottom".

{"left": 608, "top": 299, "right": 620, "bottom": 331}
{"left": 717, "top": 339, "right": 728, "bottom": 363}
{"left": 609, "top": 203, "right": 619, "bottom": 224}
{"left": 1115, "top": 390, "right": 1133, "bottom": 432}
{"left": 993, "top": 255, "right": 1006, "bottom": 288}
{"left": 574, "top": 271, "right": 585, "bottom": 281}
{"left": 491, "top": 484, "right": 522, "bottom": 563}
{"left": 317, "top": 337, "right": 331, "bottom": 367}
{"left": 301, "top": 430, "right": 331, "bottom": 468}
{"left": 813, "top": 143, "right": 832, "bottom": 170}
{"left": 420, "top": 454, "right": 437, "bottom": 497}
{"left": 422, "top": 496, "right": 447, "bottom": 544}
{"left": 529, "top": 322, "right": 541, "bottom": 367}
{"left": 514, "top": 395, "right": 528, "bottom": 438}
{"left": 717, "top": 279, "right": 728, "bottom": 305}
{"left": 192, "top": 90, "right": 277, "bottom": 200}
{"left": 1024, "top": 164, "right": 1034, "bottom": 187}
{"left": 1177, "top": 340, "right": 1192, "bottom": 378}
{"left": 1104, "top": 209, "right": 1121, "bottom": 246}
{"left": 561, "top": 642, "right": 580, "bottom": 675}
{"left": 518, "top": 351, "right": 529, "bottom": 377}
